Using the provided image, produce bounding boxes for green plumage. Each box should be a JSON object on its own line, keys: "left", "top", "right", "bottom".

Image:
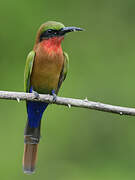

{"left": 24, "top": 51, "right": 35, "bottom": 92}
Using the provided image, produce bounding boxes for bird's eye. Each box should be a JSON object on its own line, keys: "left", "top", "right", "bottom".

{"left": 47, "top": 29, "right": 53, "bottom": 34}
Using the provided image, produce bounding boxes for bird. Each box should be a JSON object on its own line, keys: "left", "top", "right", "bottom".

{"left": 23, "top": 21, "right": 83, "bottom": 174}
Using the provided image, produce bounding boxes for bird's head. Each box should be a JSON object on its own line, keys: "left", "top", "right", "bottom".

{"left": 35, "top": 21, "right": 84, "bottom": 44}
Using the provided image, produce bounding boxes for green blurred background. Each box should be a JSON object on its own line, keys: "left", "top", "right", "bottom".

{"left": 0, "top": 0, "right": 135, "bottom": 179}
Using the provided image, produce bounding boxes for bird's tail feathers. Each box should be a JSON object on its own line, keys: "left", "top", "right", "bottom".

{"left": 23, "top": 121, "right": 41, "bottom": 174}
{"left": 23, "top": 141, "right": 38, "bottom": 174}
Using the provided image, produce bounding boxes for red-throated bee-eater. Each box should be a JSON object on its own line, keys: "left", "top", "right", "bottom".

{"left": 23, "top": 21, "right": 83, "bottom": 174}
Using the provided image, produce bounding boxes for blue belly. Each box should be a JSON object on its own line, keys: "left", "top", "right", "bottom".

{"left": 27, "top": 86, "right": 48, "bottom": 128}
{"left": 27, "top": 101, "right": 48, "bottom": 128}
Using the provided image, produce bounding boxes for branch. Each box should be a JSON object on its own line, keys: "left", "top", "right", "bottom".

{"left": 0, "top": 90, "right": 135, "bottom": 116}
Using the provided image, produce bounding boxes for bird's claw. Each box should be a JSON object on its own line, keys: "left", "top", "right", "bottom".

{"left": 52, "top": 94, "right": 57, "bottom": 102}
{"left": 32, "top": 90, "right": 39, "bottom": 99}
{"left": 51, "top": 90, "right": 57, "bottom": 102}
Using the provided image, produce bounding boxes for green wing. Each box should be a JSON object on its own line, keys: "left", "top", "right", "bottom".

{"left": 56, "top": 52, "right": 69, "bottom": 93}
{"left": 63, "top": 52, "right": 69, "bottom": 81}
{"left": 24, "top": 50, "right": 35, "bottom": 92}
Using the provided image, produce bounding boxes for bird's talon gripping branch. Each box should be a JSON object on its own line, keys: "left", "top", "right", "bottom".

{"left": 51, "top": 90, "right": 57, "bottom": 102}
{"left": 32, "top": 90, "right": 39, "bottom": 99}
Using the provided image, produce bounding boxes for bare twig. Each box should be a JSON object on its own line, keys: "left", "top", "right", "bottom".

{"left": 0, "top": 90, "right": 135, "bottom": 116}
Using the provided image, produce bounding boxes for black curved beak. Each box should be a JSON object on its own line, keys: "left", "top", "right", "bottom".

{"left": 60, "top": 26, "right": 84, "bottom": 36}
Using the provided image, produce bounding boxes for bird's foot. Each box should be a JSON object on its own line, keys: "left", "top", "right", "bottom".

{"left": 32, "top": 90, "right": 39, "bottom": 99}
{"left": 51, "top": 90, "right": 57, "bottom": 102}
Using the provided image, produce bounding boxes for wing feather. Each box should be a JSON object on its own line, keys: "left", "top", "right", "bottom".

{"left": 24, "top": 50, "right": 35, "bottom": 92}
{"left": 56, "top": 52, "right": 69, "bottom": 93}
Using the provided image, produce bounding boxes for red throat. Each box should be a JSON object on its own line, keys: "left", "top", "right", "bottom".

{"left": 40, "top": 36, "right": 64, "bottom": 54}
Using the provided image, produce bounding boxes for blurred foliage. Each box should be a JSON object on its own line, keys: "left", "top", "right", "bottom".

{"left": 0, "top": 0, "right": 135, "bottom": 179}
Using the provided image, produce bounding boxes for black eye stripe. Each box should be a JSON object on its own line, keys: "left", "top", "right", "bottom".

{"left": 47, "top": 29, "right": 55, "bottom": 33}
{"left": 46, "top": 29, "right": 59, "bottom": 35}
{"left": 39, "top": 29, "right": 60, "bottom": 41}
{"left": 47, "top": 29, "right": 52, "bottom": 32}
